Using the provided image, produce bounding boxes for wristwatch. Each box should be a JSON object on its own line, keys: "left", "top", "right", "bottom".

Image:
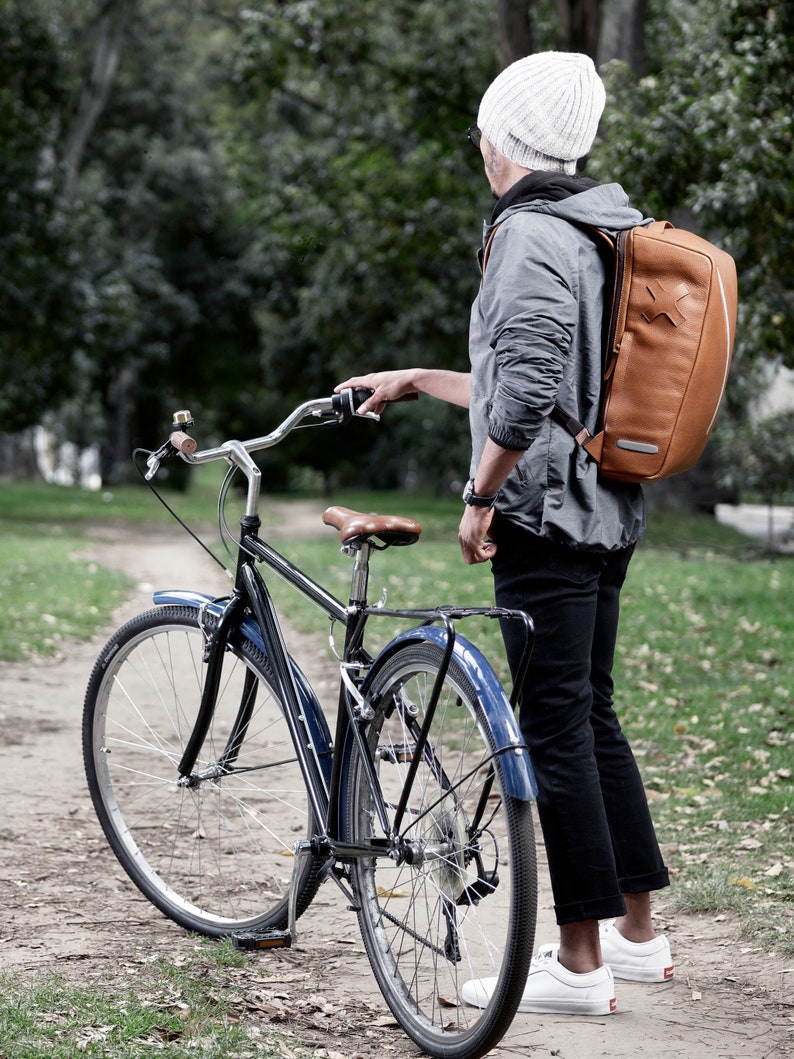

{"left": 462, "top": 479, "right": 500, "bottom": 509}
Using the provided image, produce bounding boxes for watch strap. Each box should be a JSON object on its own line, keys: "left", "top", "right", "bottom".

{"left": 462, "top": 479, "right": 499, "bottom": 508}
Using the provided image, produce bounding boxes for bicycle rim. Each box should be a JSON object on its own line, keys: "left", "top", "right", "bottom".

{"left": 83, "top": 605, "right": 323, "bottom": 936}
{"left": 345, "top": 643, "right": 536, "bottom": 1059}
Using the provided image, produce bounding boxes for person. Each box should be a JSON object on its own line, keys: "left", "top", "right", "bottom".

{"left": 336, "top": 50, "right": 672, "bottom": 1016}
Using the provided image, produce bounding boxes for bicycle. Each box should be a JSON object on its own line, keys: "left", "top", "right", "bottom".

{"left": 82, "top": 389, "right": 538, "bottom": 1059}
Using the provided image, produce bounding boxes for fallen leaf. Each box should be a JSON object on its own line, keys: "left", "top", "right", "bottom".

{"left": 730, "top": 876, "right": 758, "bottom": 890}
{"left": 372, "top": 1015, "right": 400, "bottom": 1027}
{"left": 244, "top": 999, "right": 283, "bottom": 1015}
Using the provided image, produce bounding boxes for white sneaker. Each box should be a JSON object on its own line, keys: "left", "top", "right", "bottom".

{"left": 461, "top": 945, "right": 616, "bottom": 1015}
{"left": 599, "top": 921, "right": 674, "bottom": 982}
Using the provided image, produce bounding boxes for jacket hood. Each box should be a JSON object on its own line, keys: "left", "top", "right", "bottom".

{"left": 487, "top": 172, "right": 648, "bottom": 237}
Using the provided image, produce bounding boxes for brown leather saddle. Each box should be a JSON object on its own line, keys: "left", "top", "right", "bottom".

{"left": 322, "top": 505, "right": 422, "bottom": 548}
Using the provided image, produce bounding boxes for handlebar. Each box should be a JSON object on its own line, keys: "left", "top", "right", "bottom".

{"left": 143, "top": 389, "right": 379, "bottom": 502}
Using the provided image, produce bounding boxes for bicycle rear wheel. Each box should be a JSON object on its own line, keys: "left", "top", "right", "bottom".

{"left": 344, "top": 642, "right": 537, "bottom": 1059}
{"left": 83, "top": 605, "right": 324, "bottom": 937}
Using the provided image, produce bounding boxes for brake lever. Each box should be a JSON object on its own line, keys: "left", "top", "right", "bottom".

{"left": 144, "top": 411, "right": 197, "bottom": 480}
{"left": 145, "top": 441, "right": 172, "bottom": 481}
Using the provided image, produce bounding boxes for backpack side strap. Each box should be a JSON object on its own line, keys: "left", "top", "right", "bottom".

{"left": 551, "top": 404, "right": 593, "bottom": 447}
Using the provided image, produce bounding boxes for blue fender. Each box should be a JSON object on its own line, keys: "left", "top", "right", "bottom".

{"left": 362, "top": 624, "right": 536, "bottom": 802}
{"left": 152, "top": 590, "right": 333, "bottom": 785}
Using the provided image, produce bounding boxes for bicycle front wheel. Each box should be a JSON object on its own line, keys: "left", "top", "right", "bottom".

{"left": 344, "top": 642, "right": 537, "bottom": 1059}
{"left": 83, "top": 605, "right": 324, "bottom": 937}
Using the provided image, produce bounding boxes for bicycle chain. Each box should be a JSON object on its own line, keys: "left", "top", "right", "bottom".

{"left": 378, "top": 902, "right": 450, "bottom": 960}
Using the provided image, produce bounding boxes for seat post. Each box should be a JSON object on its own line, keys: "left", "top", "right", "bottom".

{"left": 346, "top": 539, "right": 373, "bottom": 605}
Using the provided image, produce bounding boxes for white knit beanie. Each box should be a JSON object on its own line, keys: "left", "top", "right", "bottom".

{"left": 477, "top": 51, "right": 606, "bottom": 175}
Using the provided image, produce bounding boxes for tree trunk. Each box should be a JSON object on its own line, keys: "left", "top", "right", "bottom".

{"left": 61, "top": 0, "right": 138, "bottom": 206}
{"left": 494, "top": 0, "right": 534, "bottom": 67}
{"left": 0, "top": 430, "right": 40, "bottom": 482}
{"left": 597, "top": 0, "right": 647, "bottom": 74}
{"left": 556, "top": 0, "right": 600, "bottom": 59}
{"left": 101, "top": 365, "right": 137, "bottom": 484}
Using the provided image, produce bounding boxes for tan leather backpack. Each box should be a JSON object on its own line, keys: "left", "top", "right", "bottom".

{"left": 483, "top": 219, "right": 739, "bottom": 483}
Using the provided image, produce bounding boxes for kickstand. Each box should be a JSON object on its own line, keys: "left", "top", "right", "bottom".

{"left": 316, "top": 857, "right": 361, "bottom": 913}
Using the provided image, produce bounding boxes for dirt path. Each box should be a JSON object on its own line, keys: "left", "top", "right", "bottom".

{"left": 0, "top": 511, "right": 791, "bottom": 1058}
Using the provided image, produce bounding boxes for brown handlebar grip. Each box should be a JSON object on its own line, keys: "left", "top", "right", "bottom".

{"left": 170, "top": 431, "right": 197, "bottom": 455}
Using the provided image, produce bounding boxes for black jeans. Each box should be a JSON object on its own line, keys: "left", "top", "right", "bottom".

{"left": 491, "top": 520, "right": 669, "bottom": 925}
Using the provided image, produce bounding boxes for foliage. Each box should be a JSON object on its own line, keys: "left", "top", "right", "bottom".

{"left": 216, "top": 0, "right": 498, "bottom": 487}
{"left": 3, "top": 0, "right": 793, "bottom": 495}
{"left": 1, "top": 0, "right": 498, "bottom": 489}
{"left": 0, "top": 0, "right": 261, "bottom": 479}
{"left": 0, "top": 1, "right": 82, "bottom": 430}
{"left": 60, "top": 2, "right": 262, "bottom": 482}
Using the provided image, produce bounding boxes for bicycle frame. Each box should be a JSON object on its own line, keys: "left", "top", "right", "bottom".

{"left": 147, "top": 392, "right": 535, "bottom": 874}
{"left": 163, "top": 514, "right": 536, "bottom": 858}
{"left": 77, "top": 390, "right": 546, "bottom": 1059}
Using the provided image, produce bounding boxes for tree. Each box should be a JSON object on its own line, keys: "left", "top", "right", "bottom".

{"left": 217, "top": 0, "right": 498, "bottom": 488}
{"left": 0, "top": 1, "right": 82, "bottom": 432}
{"left": 597, "top": 0, "right": 647, "bottom": 72}
{"left": 597, "top": 1, "right": 794, "bottom": 363}
{"left": 2, "top": 0, "right": 261, "bottom": 480}
{"left": 5, "top": 0, "right": 790, "bottom": 499}
{"left": 61, "top": 0, "right": 137, "bottom": 206}
{"left": 556, "top": 0, "right": 600, "bottom": 58}
{"left": 492, "top": 0, "right": 648, "bottom": 70}
{"left": 495, "top": 0, "right": 534, "bottom": 66}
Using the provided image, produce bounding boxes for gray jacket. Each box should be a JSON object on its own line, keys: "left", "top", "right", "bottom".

{"left": 468, "top": 180, "right": 647, "bottom": 551}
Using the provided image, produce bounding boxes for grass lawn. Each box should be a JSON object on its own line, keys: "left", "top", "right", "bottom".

{"left": 0, "top": 471, "right": 223, "bottom": 660}
{"left": 2, "top": 479, "right": 792, "bottom": 954}
{"left": 0, "top": 941, "right": 294, "bottom": 1058}
{"left": 258, "top": 496, "right": 794, "bottom": 955}
{"left": 1, "top": 477, "right": 791, "bottom": 1056}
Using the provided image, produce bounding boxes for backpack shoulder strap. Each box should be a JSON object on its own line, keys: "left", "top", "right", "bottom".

{"left": 478, "top": 223, "right": 502, "bottom": 275}
{"left": 553, "top": 221, "right": 617, "bottom": 448}
{"left": 478, "top": 215, "right": 617, "bottom": 452}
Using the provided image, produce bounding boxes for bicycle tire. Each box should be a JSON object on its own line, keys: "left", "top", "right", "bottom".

{"left": 343, "top": 642, "right": 537, "bottom": 1059}
{"left": 83, "top": 605, "right": 324, "bottom": 937}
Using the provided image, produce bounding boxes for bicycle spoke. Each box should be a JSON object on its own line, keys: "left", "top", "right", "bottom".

{"left": 345, "top": 642, "right": 536, "bottom": 1057}
{"left": 84, "top": 607, "right": 324, "bottom": 935}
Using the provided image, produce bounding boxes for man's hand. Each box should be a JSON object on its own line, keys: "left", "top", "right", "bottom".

{"left": 334, "top": 371, "right": 419, "bottom": 415}
{"left": 336, "top": 368, "right": 471, "bottom": 411}
{"left": 458, "top": 504, "right": 497, "bottom": 564}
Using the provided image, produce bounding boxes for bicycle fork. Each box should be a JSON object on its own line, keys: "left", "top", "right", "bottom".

{"left": 176, "top": 594, "right": 247, "bottom": 785}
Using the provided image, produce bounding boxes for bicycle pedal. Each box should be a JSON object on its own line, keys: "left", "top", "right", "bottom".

{"left": 231, "top": 929, "right": 292, "bottom": 951}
